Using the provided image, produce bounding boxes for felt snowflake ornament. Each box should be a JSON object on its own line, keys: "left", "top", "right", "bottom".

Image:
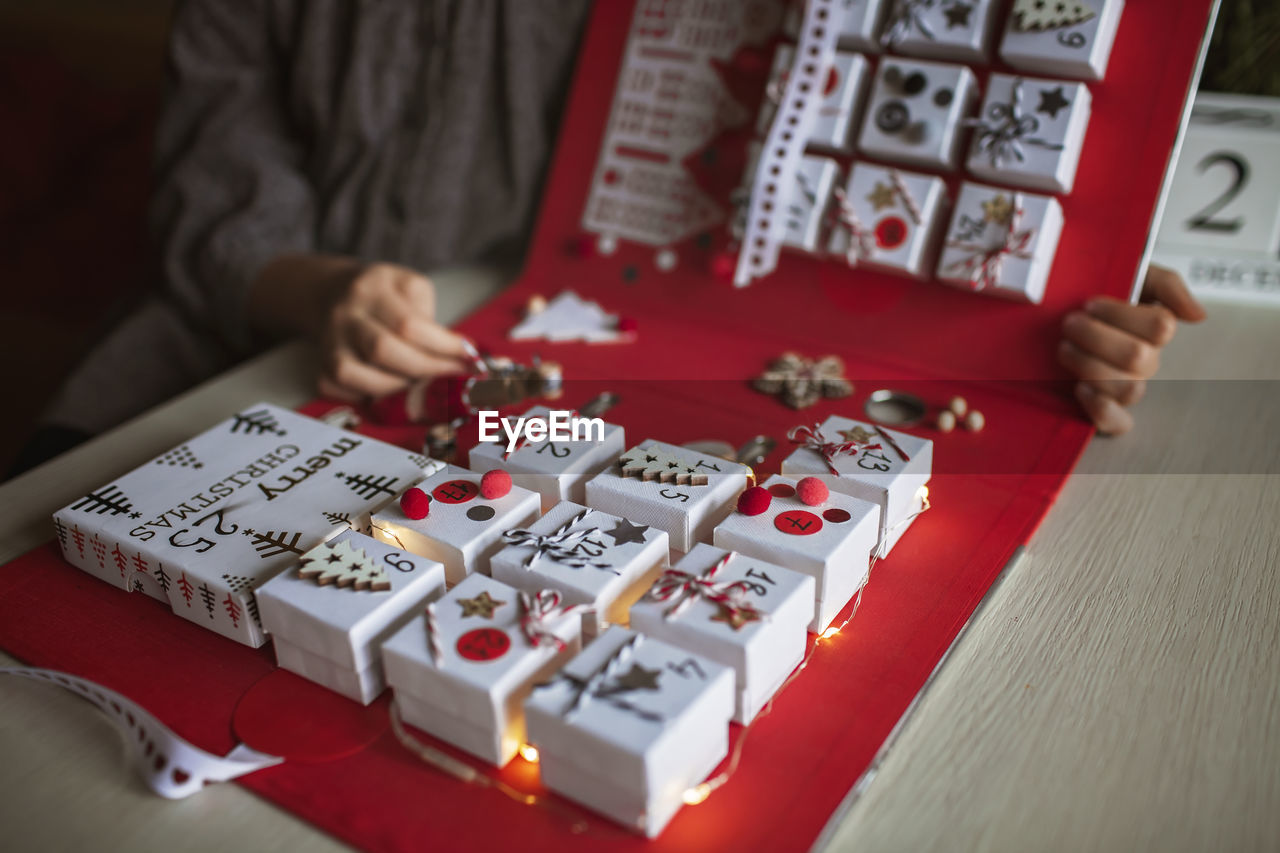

{"left": 1011, "top": 0, "right": 1096, "bottom": 31}
{"left": 617, "top": 447, "right": 709, "bottom": 486}
{"left": 752, "top": 352, "right": 854, "bottom": 410}
{"left": 297, "top": 539, "right": 391, "bottom": 591}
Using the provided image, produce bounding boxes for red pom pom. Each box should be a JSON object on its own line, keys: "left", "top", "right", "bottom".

{"left": 399, "top": 487, "right": 431, "bottom": 520}
{"left": 570, "top": 234, "right": 597, "bottom": 259}
{"left": 711, "top": 252, "right": 737, "bottom": 283}
{"left": 480, "top": 469, "right": 513, "bottom": 500}
{"left": 616, "top": 316, "right": 639, "bottom": 334}
{"left": 736, "top": 486, "right": 772, "bottom": 516}
{"left": 796, "top": 477, "right": 829, "bottom": 507}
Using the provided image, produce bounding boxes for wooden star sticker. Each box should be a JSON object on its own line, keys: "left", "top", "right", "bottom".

{"left": 753, "top": 352, "right": 854, "bottom": 410}
{"left": 608, "top": 663, "right": 662, "bottom": 694}
{"left": 710, "top": 604, "right": 764, "bottom": 631}
{"left": 982, "top": 193, "right": 1015, "bottom": 225}
{"left": 866, "top": 182, "right": 896, "bottom": 211}
{"left": 457, "top": 590, "right": 506, "bottom": 619}
{"left": 838, "top": 426, "right": 877, "bottom": 444}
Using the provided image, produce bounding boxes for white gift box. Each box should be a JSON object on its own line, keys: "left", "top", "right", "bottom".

{"left": 52, "top": 403, "right": 435, "bottom": 647}
{"left": 935, "top": 182, "right": 1064, "bottom": 303}
{"left": 713, "top": 475, "right": 879, "bottom": 632}
{"left": 382, "top": 574, "right": 582, "bottom": 766}
{"left": 370, "top": 464, "right": 541, "bottom": 585}
{"left": 1000, "top": 0, "right": 1125, "bottom": 81}
{"left": 583, "top": 440, "right": 751, "bottom": 555}
{"left": 758, "top": 46, "right": 870, "bottom": 155}
{"left": 629, "top": 544, "right": 814, "bottom": 723}
{"left": 784, "top": 0, "right": 891, "bottom": 53}
{"left": 857, "top": 58, "right": 978, "bottom": 171}
{"left": 490, "top": 501, "right": 669, "bottom": 638}
{"left": 965, "top": 74, "right": 1092, "bottom": 194}
{"left": 828, "top": 163, "right": 949, "bottom": 278}
{"left": 781, "top": 154, "right": 841, "bottom": 254}
{"left": 467, "top": 405, "right": 625, "bottom": 512}
{"left": 524, "top": 627, "right": 734, "bottom": 838}
{"left": 780, "top": 416, "right": 932, "bottom": 556}
{"left": 255, "top": 531, "right": 446, "bottom": 704}
{"left": 881, "top": 0, "right": 1001, "bottom": 62}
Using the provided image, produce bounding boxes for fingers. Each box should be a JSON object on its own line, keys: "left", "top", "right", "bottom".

{"left": 346, "top": 313, "right": 468, "bottom": 379}
{"left": 1141, "top": 265, "right": 1206, "bottom": 322}
{"left": 1062, "top": 311, "right": 1161, "bottom": 377}
{"left": 1056, "top": 341, "right": 1147, "bottom": 405}
{"left": 1082, "top": 298, "right": 1178, "bottom": 347}
{"left": 1074, "top": 382, "right": 1134, "bottom": 435}
{"left": 322, "top": 347, "right": 411, "bottom": 398}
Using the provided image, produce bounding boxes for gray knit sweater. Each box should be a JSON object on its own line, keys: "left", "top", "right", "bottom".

{"left": 46, "top": 0, "right": 590, "bottom": 433}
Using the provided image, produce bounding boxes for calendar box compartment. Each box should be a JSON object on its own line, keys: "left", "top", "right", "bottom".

{"left": 758, "top": 46, "right": 870, "bottom": 154}
{"left": 524, "top": 627, "right": 734, "bottom": 838}
{"left": 51, "top": 402, "right": 434, "bottom": 647}
{"left": 882, "top": 0, "right": 1001, "bottom": 63}
{"left": 371, "top": 464, "right": 541, "bottom": 585}
{"left": 383, "top": 574, "right": 582, "bottom": 766}
{"left": 713, "top": 476, "right": 879, "bottom": 632}
{"left": 936, "top": 182, "right": 1064, "bottom": 303}
{"left": 828, "top": 163, "right": 949, "bottom": 278}
{"left": 491, "top": 500, "right": 668, "bottom": 637}
{"left": 780, "top": 416, "right": 932, "bottom": 556}
{"left": 858, "top": 58, "right": 978, "bottom": 171}
{"left": 966, "top": 74, "right": 1092, "bottom": 194}
{"left": 468, "top": 405, "right": 626, "bottom": 512}
{"left": 1001, "top": 0, "right": 1125, "bottom": 81}
{"left": 256, "top": 531, "right": 446, "bottom": 704}
{"left": 784, "top": 0, "right": 890, "bottom": 53}
{"left": 630, "top": 544, "right": 814, "bottom": 723}
{"left": 583, "top": 440, "right": 751, "bottom": 555}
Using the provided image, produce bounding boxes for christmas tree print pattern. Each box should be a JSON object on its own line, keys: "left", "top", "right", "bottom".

{"left": 335, "top": 471, "right": 401, "bottom": 501}
{"left": 241, "top": 528, "right": 305, "bottom": 559}
{"left": 229, "top": 409, "right": 286, "bottom": 436}
{"left": 222, "top": 574, "right": 263, "bottom": 630}
{"left": 71, "top": 485, "right": 139, "bottom": 518}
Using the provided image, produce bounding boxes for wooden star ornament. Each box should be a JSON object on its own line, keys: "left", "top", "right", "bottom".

{"left": 710, "top": 603, "right": 765, "bottom": 631}
{"left": 866, "top": 182, "right": 897, "bottom": 211}
{"left": 981, "top": 193, "right": 1015, "bottom": 225}
{"left": 838, "top": 425, "right": 877, "bottom": 444}
{"left": 457, "top": 590, "right": 506, "bottom": 619}
{"left": 753, "top": 352, "right": 854, "bottom": 410}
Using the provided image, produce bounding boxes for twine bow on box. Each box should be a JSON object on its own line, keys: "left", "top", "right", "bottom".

{"left": 502, "top": 508, "right": 615, "bottom": 573}
{"left": 833, "top": 170, "right": 923, "bottom": 267}
{"left": 787, "top": 423, "right": 879, "bottom": 476}
{"left": 539, "top": 633, "right": 664, "bottom": 724}
{"left": 965, "top": 77, "right": 1064, "bottom": 167}
{"left": 646, "top": 551, "right": 767, "bottom": 630}
{"left": 943, "top": 194, "right": 1036, "bottom": 291}
{"left": 518, "top": 589, "right": 585, "bottom": 653}
{"left": 881, "top": 0, "right": 937, "bottom": 46}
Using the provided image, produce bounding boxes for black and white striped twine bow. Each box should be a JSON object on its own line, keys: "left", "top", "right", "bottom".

{"left": 502, "top": 508, "right": 616, "bottom": 573}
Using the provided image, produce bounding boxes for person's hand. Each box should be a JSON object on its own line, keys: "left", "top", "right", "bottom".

{"left": 1058, "top": 265, "right": 1206, "bottom": 435}
{"left": 250, "top": 255, "right": 472, "bottom": 401}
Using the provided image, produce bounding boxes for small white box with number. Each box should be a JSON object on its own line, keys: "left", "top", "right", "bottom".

{"left": 881, "top": 0, "right": 1002, "bottom": 63}
{"left": 828, "top": 163, "right": 948, "bottom": 278}
{"left": 965, "top": 74, "right": 1092, "bottom": 194}
{"left": 758, "top": 46, "right": 870, "bottom": 154}
{"left": 935, "top": 182, "right": 1064, "bottom": 303}
{"left": 1000, "top": 0, "right": 1125, "bottom": 81}
{"left": 780, "top": 416, "right": 932, "bottom": 556}
{"left": 858, "top": 58, "right": 978, "bottom": 171}
{"left": 713, "top": 476, "right": 879, "bottom": 632}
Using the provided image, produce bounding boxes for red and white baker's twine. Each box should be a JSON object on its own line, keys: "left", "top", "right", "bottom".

{"left": 943, "top": 194, "right": 1034, "bottom": 291}
{"left": 787, "top": 423, "right": 880, "bottom": 476}
{"left": 646, "top": 551, "right": 767, "bottom": 626}
{"left": 888, "top": 169, "right": 923, "bottom": 225}
{"left": 424, "top": 601, "right": 444, "bottom": 666}
{"left": 833, "top": 187, "right": 875, "bottom": 267}
{"left": 518, "top": 589, "right": 585, "bottom": 653}
{"left": 502, "top": 508, "right": 615, "bottom": 573}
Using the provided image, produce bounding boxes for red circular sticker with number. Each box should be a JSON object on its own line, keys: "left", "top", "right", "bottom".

{"left": 456, "top": 628, "right": 510, "bottom": 661}
{"left": 875, "top": 216, "right": 908, "bottom": 250}
{"left": 774, "top": 509, "right": 823, "bottom": 536}
{"left": 432, "top": 479, "right": 479, "bottom": 504}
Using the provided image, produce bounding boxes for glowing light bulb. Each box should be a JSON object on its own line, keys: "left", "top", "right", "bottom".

{"left": 682, "top": 783, "right": 711, "bottom": 805}
{"left": 820, "top": 627, "right": 840, "bottom": 641}
{"left": 519, "top": 744, "right": 540, "bottom": 763}
{"left": 918, "top": 485, "right": 930, "bottom": 502}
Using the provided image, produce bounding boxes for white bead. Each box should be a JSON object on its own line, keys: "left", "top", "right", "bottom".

{"left": 965, "top": 410, "right": 985, "bottom": 432}
{"left": 526, "top": 294, "right": 547, "bottom": 315}
{"left": 936, "top": 410, "right": 956, "bottom": 433}
{"left": 655, "top": 249, "right": 678, "bottom": 272}
{"left": 949, "top": 396, "right": 968, "bottom": 417}
{"left": 596, "top": 234, "right": 619, "bottom": 256}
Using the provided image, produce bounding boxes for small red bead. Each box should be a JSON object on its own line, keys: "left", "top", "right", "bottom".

{"left": 399, "top": 487, "right": 431, "bottom": 520}
{"left": 616, "top": 316, "right": 639, "bottom": 334}
{"left": 796, "top": 477, "right": 829, "bottom": 507}
{"left": 711, "top": 252, "right": 737, "bottom": 283}
{"left": 736, "top": 486, "right": 772, "bottom": 516}
{"left": 480, "top": 469, "right": 513, "bottom": 500}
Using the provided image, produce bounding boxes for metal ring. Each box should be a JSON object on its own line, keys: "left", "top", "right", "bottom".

{"left": 864, "top": 389, "right": 927, "bottom": 427}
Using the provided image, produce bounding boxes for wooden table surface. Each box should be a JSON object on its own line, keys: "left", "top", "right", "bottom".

{"left": 2, "top": 268, "right": 1277, "bottom": 852}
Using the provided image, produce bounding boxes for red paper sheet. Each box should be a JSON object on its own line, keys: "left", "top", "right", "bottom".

{"left": 0, "top": 2, "right": 1214, "bottom": 850}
